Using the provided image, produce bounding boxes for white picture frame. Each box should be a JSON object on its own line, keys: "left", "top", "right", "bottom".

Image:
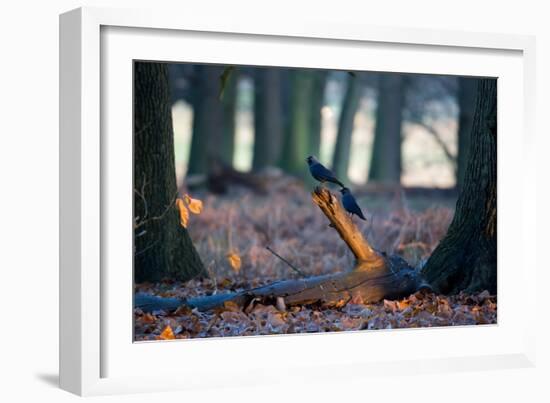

{"left": 59, "top": 6, "right": 537, "bottom": 396}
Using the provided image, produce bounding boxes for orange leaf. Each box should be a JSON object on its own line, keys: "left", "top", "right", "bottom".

{"left": 142, "top": 313, "right": 156, "bottom": 324}
{"left": 176, "top": 198, "right": 189, "bottom": 228}
{"left": 159, "top": 325, "right": 175, "bottom": 340}
{"left": 184, "top": 194, "right": 203, "bottom": 215}
{"left": 223, "top": 300, "right": 241, "bottom": 312}
{"left": 226, "top": 251, "right": 241, "bottom": 274}
{"left": 397, "top": 300, "right": 410, "bottom": 310}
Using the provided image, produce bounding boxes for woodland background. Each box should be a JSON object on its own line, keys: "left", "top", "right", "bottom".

{"left": 133, "top": 62, "right": 498, "bottom": 340}
{"left": 1, "top": 1, "right": 546, "bottom": 402}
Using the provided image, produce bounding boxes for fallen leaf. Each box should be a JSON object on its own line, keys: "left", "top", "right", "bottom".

{"left": 159, "top": 325, "right": 175, "bottom": 340}
{"left": 184, "top": 194, "right": 203, "bottom": 214}
{"left": 175, "top": 198, "right": 189, "bottom": 227}
{"left": 477, "top": 290, "right": 491, "bottom": 301}
{"left": 141, "top": 313, "right": 156, "bottom": 324}
{"left": 267, "top": 312, "right": 286, "bottom": 328}
{"left": 251, "top": 303, "right": 279, "bottom": 315}
{"left": 173, "top": 306, "right": 193, "bottom": 316}
{"left": 384, "top": 299, "right": 398, "bottom": 313}
{"left": 226, "top": 251, "right": 242, "bottom": 274}
{"left": 218, "top": 278, "right": 233, "bottom": 288}
{"left": 397, "top": 300, "right": 410, "bottom": 310}
{"left": 223, "top": 300, "right": 241, "bottom": 312}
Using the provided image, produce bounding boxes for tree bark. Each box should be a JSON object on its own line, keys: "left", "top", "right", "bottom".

{"left": 252, "top": 69, "right": 284, "bottom": 171}
{"left": 134, "top": 62, "right": 206, "bottom": 282}
{"left": 368, "top": 74, "right": 404, "bottom": 185}
{"left": 332, "top": 74, "right": 362, "bottom": 182}
{"left": 456, "top": 77, "right": 479, "bottom": 189}
{"left": 422, "top": 79, "right": 497, "bottom": 294}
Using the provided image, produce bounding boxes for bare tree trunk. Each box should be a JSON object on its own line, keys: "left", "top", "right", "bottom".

{"left": 332, "top": 74, "right": 362, "bottom": 182}
{"left": 422, "top": 79, "right": 497, "bottom": 294}
{"left": 456, "top": 77, "right": 479, "bottom": 189}
{"left": 134, "top": 62, "right": 206, "bottom": 282}
{"left": 368, "top": 74, "right": 404, "bottom": 185}
{"left": 187, "top": 65, "right": 225, "bottom": 176}
{"left": 280, "top": 70, "right": 315, "bottom": 181}
{"left": 167, "top": 63, "right": 195, "bottom": 105}
{"left": 220, "top": 71, "right": 237, "bottom": 167}
{"left": 309, "top": 71, "right": 328, "bottom": 159}
{"left": 252, "top": 69, "right": 284, "bottom": 171}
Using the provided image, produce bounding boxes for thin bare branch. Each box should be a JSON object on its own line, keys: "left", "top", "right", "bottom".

{"left": 134, "top": 188, "right": 179, "bottom": 230}
{"left": 266, "top": 246, "right": 306, "bottom": 277}
{"left": 410, "top": 119, "right": 457, "bottom": 168}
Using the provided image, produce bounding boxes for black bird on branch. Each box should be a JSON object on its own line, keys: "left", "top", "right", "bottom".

{"left": 306, "top": 155, "right": 344, "bottom": 188}
{"left": 340, "top": 187, "right": 366, "bottom": 221}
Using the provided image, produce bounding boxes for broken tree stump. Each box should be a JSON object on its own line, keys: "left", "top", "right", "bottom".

{"left": 135, "top": 187, "right": 428, "bottom": 312}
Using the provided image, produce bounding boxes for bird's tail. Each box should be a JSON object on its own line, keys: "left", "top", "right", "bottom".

{"left": 335, "top": 179, "right": 345, "bottom": 188}
{"left": 357, "top": 210, "right": 366, "bottom": 221}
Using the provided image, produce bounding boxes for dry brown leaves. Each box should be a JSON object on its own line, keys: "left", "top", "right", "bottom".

{"left": 134, "top": 281, "right": 497, "bottom": 341}
{"left": 134, "top": 176, "right": 493, "bottom": 341}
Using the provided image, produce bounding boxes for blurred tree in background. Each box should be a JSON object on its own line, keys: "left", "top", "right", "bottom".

{"left": 252, "top": 68, "right": 284, "bottom": 171}
{"left": 170, "top": 63, "right": 481, "bottom": 190}
{"left": 187, "top": 65, "right": 237, "bottom": 175}
{"left": 332, "top": 73, "right": 362, "bottom": 183}
{"left": 280, "top": 70, "right": 316, "bottom": 180}
{"left": 368, "top": 73, "right": 404, "bottom": 185}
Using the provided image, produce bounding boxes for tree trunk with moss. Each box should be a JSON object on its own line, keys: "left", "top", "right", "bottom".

{"left": 422, "top": 79, "right": 497, "bottom": 294}
{"left": 134, "top": 62, "right": 205, "bottom": 282}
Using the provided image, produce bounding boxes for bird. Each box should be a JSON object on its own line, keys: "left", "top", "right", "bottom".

{"left": 306, "top": 156, "right": 344, "bottom": 188}
{"left": 340, "top": 187, "right": 366, "bottom": 221}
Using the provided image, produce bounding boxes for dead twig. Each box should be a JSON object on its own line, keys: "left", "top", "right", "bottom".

{"left": 134, "top": 180, "right": 179, "bottom": 229}
{"left": 265, "top": 246, "right": 306, "bottom": 278}
{"left": 410, "top": 119, "right": 457, "bottom": 168}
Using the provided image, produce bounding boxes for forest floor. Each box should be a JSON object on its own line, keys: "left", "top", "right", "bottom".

{"left": 134, "top": 174, "right": 497, "bottom": 341}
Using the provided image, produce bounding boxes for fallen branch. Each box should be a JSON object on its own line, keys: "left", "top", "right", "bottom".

{"left": 135, "top": 188, "right": 428, "bottom": 312}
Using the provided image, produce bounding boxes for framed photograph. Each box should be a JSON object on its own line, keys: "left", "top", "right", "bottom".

{"left": 60, "top": 6, "right": 536, "bottom": 396}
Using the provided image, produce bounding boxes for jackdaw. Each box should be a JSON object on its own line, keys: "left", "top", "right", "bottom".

{"left": 306, "top": 156, "right": 344, "bottom": 188}
{"left": 340, "top": 187, "right": 366, "bottom": 220}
